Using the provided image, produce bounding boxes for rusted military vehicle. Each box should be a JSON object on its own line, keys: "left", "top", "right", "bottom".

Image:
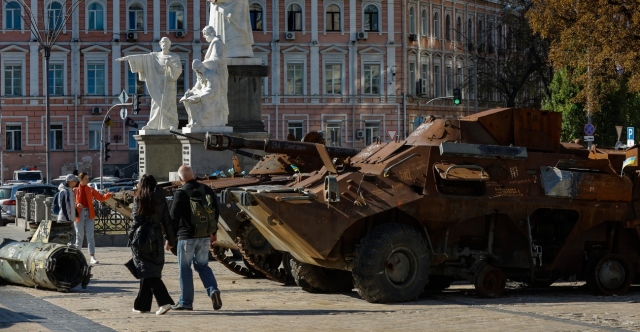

{"left": 222, "top": 107, "right": 640, "bottom": 303}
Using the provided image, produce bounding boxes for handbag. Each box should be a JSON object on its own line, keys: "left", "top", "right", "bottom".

{"left": 130, "top": 220, "right": 156, "bottom": 254}
{"left": 124, "top": 258, "right": 139, "bottom": 279}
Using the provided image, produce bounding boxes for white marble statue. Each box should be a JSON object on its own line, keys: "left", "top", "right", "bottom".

{"left": 180, "top": 26, "right": 229, "bottom": 129}
{"left": 208, "top": 0, "right": 254, "bottom": 58}
{"left": 116, "top": 37, "right": 182, "bottom": 131}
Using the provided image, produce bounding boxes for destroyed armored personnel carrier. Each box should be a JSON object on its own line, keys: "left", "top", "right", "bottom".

{"left": 223, "top": 107, "right": 640, "bottom": 303}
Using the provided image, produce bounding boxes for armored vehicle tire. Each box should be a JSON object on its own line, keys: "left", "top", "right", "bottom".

{"left": 282, "top": 252, "right": 293, "bottom": 276}
{"left": 290, "top": 258, "right": 354, "bottom": 293}
{"left": 352, "top": 223, "right": 430, "bottom": 303}
{"left": 585, "top": 254, "right": 635, "bottom": 296}
{"left": 474, "top": 266, "right": 506, "bottom": 298}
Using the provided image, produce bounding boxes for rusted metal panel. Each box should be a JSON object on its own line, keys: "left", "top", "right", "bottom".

{"left": 540, "top": 166, "right": 632, "bottom": 202}
{"left": 462, "top": 107, "right": 514, "bottom": 146}
{"left": 513, "top": 109, "right": 562, "bottom": 152}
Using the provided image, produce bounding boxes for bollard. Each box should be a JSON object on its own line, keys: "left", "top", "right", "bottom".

{"left": 15, "top": 191, "right": 24, "bottom": 219}
{"left": 23, "top": 193, "right": 34, "bottom": 231}
{"left": 34, "top": 194, "right": 46, "bottom": 224}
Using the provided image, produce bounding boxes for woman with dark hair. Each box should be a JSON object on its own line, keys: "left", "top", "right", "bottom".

{"left": 129, "top": 174, "right": 177, "bottom": 315}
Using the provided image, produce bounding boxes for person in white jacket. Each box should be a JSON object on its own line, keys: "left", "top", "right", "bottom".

{"left": 57, "top": 174, "right": 79, "bottom": 223}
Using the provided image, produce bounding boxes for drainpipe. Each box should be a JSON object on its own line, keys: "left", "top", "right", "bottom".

{"left": 402, "top": 0, "right": 407, "bottom": 138}
{"left": 74, "top": 95, "right": 78, "bottom": 168}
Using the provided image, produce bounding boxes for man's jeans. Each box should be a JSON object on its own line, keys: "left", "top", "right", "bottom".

{"left": 177, "top": 237, "right": 219, "bottom": 307}
{"left": 74, "top": 209, "right": 95, "bottom": 255}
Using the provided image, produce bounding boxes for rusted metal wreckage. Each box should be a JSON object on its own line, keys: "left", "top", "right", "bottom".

{"left": 221, "top": 107, "right": 640, "bottom": 303}
{"left": 106, "top": 131, "right": 360, "bottom": 284}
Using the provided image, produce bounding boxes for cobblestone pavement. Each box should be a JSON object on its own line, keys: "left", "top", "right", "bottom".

{"left": 2, "top": 226, "right": 640, "bottom": 331}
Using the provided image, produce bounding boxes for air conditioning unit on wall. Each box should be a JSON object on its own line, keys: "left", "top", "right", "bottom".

{"left": 91, "top": 107, "right": 101, "bottom": 115}
{"left": 126, "top": 32, "right": 138, "bottom": 41}
{"left": 409, "top": 33, "right": 418, "bottom": 42}
{"left": 357, "top": 32, "right": 368, "bottom": 40}
{"left": 356, "top": 129, "right": 364, "bottom": 139}
{"left": 285, "top": 32, "right": 295, "bottom": 40}
{"left": 175, "top": 31, "right": 186, "bottom": 38}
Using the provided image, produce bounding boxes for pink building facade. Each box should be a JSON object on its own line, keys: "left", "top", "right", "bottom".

{"left": 0, "top": 0, "right": 501, "bottom": 181}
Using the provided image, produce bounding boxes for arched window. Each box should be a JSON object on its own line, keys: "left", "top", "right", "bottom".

{"left": 409, "top": 7, "right": 415, "bottom": 34}
{"left": 287, "top": 3, "right": 302, "bottom": 31}
{"left": 128, "top": 3, "right": 144, "bottom": 30}
{"left": 88, "top": 3, "right": 104, "bottom": 30}
{"left": 48, "top": 2, "right": 63, "bottom": 31}
{"left": 421, "top": 9, "right": 427, "bottom": 36}
{"left": 364, "top": 5, "right": 378, "bottom": 32}
{"left": 433, "top": 12, "right": 439, "bottom": 39}
{"left": 477, "top": 20, "right": 484, "bottom": 49}
{"left": 249, "top": 3, "right": 263, "bottom": 31}
{"left": 488, "top": 22, "right": 494, "bottom": 51}
{"left": 5, "top": 1, "right": 22, "bottom": 30}
{"left": 456, "top": 17, "right": 462, "bottom": 42}
{"left": 445, "top": 14, "right": 451, "bottom": 41}
{"left": 467, "top": 18, "right": 473, "bottom": 49}
{"left": 169, "top": 3, "right": 184, "bottom": 30}
{"left": 326, "top": 4, "right": 340, "bottom": 32}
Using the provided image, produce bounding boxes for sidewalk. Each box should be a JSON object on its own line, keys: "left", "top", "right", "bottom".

{"left": 2, "top": 223, "right": 640, "bottom": 331}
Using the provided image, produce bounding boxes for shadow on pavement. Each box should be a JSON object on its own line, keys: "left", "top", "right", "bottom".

{"left": 0, "top": 307, "right": 45, "bottom": 329}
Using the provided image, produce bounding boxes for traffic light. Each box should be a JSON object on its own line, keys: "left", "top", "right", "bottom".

{"left": 453, "top": 88, "right": 462, "bottom": 105}
{"left": 104, "top": 142, "right": 111, "bottom": 162}
{"left": 133, "top": 94, "right": 140, "bottom": 115}
{"left": 104, "top": 115, "right": 113, "bottom": 127}
{"left": 125, "top": 117, "right": 139, "bottom": 129}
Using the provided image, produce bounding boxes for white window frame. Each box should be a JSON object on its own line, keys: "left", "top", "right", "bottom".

{"left": 364, "top": 120, "right": 380, "bottom": 146}
{"left": 82, "top": 51, "right": 109, "bottom": 96}
{"left": 409, "top": 6, "right": 415, "bottom": 35}
{"left": 167, "top": 0, "right": 187, "bottom": 32}
{"left": 285, "top": 62, "right": 305, "bottom": 95}
{"left": 362, "top": 3, "right": 380, "bottom": 33}
{"left": 46, "top": 1, "right": 65, "bottom": 32}
{"left": 85, "top": 0, "right": 106, "bottom": 32}
{"left": 50, "top": 123, "right": 64, "bottom": 151}
{"left": 421, "top": 59, "right": 429, "bottom": 97}
{"left": 126, "top": 0, "right": 147, "bottom": 32}
{"left": 0, "top": 51, "right": 26, "bottom": 97}
{"left": 434, "top": 64, "right": 440, "bottom": 97}
{"left": 433, "top": 11, "right": 440, "bottom": 39}
{"left": 421, "top": 8, "right": 427, "bottom": 36}
{"left": 283, "top": 52, "right": 307, "bottom": 95}
{"left": 5, "top": 123, "right": 22, "bottom": 151}
{"left": 445, "top": 61, "right": 453, "bottom": 96}
{"left": 3, "top": 1, "right": 23, "bottom": 31}
{"left": 326, "top": 121, "right": 342, "bottom": 147}
{"left": 47, "top": 61, "right": 66, "bottom": 96}
{"left": 324, "top": 2, "right": 343, "bottom": 33}
{"left": 285, "top": 1, "right": 304, "bottom": 32}
{"left": 361, "top": 54, "right": 383, "bottom": 95}
{"left": 409, "top": 61, "right": 416, "bottom": 95}
{"left": 88, "top": 122, "right": 101, "bottom": 150}
{"left": 322, "top": 58, "right": 344, "bottom": 95}
{"left": 249, "top": 1, "right": 266, "bottom": 32}
{"left": 287, "top": 120, "right": 304, "bottom": 141}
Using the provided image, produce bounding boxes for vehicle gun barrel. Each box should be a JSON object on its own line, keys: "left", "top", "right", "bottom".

{"left": 205, "top": 133, "right": 360, "bottom": 158}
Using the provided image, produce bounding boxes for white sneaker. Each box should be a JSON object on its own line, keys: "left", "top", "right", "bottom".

{"left": 156, "top": 304, "right": 172, "bottom": 315}
{"left": 90, "top": 257, "right": 99, "bottom": 264}
{"left": 132, "top": 308, "right": 148, "bottom": 313}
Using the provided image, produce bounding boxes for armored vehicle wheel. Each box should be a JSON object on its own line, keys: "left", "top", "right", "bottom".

{"left": 282, "top": 252, "right": 293, "bottom": 276}
{"left": 585, "top": 254, "right": 635, "bottom": 296}
{"left": 242, "top": 257, "right": 266, "bottom": 278}
{"left": 352, "top": 223, "right": 430, "bottom": 303}
{"left": 236, "top": 224, "right": 291, "bottom": 284}
{"left": 210, "top": 245, "right": 263, "bottom": 278}
{"left": 290, "top": 258, "right": 353, "bottom": 293}
{"left": 474, "top": 266, "right": 506, "bottom": 298}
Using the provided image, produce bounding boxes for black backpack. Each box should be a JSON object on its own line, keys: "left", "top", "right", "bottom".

{"left": 178, "top": 185, "right": 217, "bottom": 238}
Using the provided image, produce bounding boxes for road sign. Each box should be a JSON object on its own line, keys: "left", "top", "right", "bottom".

{"left": 119, "top": 107, "right": 128, "bottom": 120}
{"left": 584, "top": 123, "right": 595, "bottom": 136}
{"left": 628, "top": 127, "right": 635, "bottom": 147}
{"left": 583, "top": 135, "right": 594, "bottom": 142}
{"left": 118, "top": 90, "right": 129, "bottom": 104}
{"left": 387, "top": 130, "right": 397, "bottom": 140}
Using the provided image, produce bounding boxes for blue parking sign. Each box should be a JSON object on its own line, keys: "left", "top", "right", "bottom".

{"left": 628, "top": 127, "right": 635, "bottom": 140}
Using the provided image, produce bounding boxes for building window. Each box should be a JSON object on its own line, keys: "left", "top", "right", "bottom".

{"left": 409, "top": 62, "right": 416, "bottom": 95}
{"left": 477, "top": 20, "right": 484, "bottom": 48}
{"left": 6, "top": 125, "right": 21, "bottom": 151}
{"left": 88, "top": 2, "right": 104, "bottom": 30}
{"left": 457, "top": 17, "right": 462, "bottom": 42}
{"left": 363, "top": 64, "right": 380, "bottom": 95}
{"left": 467, "top": 18, "right": 473, "bottom": 50}
{"left": 169, "top": 3, "right": 184, "bottom": 31}
{"left": 176, "top": 60, "right": 186, "bottom": 95}
{"left": 88, "top": 123, "right": 101, "bottom": 150}
{"left": 249, "top": 3, "right": 263, "bottom": 31}
{"left": 445, "top": 14, "right": 451, "bottom": 41}
{"left": 488, "top": 23, "right": 494, "bottom": 52}
{"left": 5, "top": 1, "right": 22, "bottom": 30}
{"left": 128, "top": 3, "right": 144, "bottom": 30}
{"left": 129, "top": 127, "right": 141, "bottom": 149}
{"left": 4, "top": 64, "right": 22, "bottom": 96}
{"left": 456, "top": 66, "right": 462, "bottom": 90}
{"left": 446, "top": 65, "right": 452, "bottom": 96}
{"left": 127, "top": 66, "right": 145, "bottom": 95}
{"left": 287, "top": 121, "right": 303, "bottom": 141}
{"left": 421, "top": 9, "right": 427, "bottom": 36}
{"left": 87, "top": 63, "right": 105, "bottom": 95}
{"left": 326, "top": 122, "right": 342, "bottom": 147}
{"left": 286, "top": 63, "right": 303, "bottom": 95}
{"left": 409, "top": 7, "right": 415, "bottom": 34}
{"left": 50, "top": 124, "right": 63, "bottom": 150}
{"left": 433, "top": 12, "right": 439, "bottom": 39}
{"left": 287, "top": 3, "right": 302, "bottom": 31}
{"left": 48, "top": 63, "right": 64, "bottom": 95}
{"left": 434, "top": 65, "right": 440, "bottom": 97}
{"left": 421, "top": 64, "right": 429, "bottom": 96}
{"left": 364, "top": 5, "right": 378, "bottom": 32}
{"left": 325, "top": 63, "right": 341, "bottom": 95}
{"left": 325, "top": 4, "right": 340, "bottom": 32}
{"left": 365, "top": 121, "right": 379, "bottom": 146}
{"left": 48, "top": 1, "right": 63, "bottom": 31}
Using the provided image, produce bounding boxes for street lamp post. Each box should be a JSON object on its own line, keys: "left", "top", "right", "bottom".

{"left": 99, "top": 103, "right": 130, "bottom": 189}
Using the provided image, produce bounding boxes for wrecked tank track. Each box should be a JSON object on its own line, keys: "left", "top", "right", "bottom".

{"left": 236, "top": 223, "right": 294, "bottom": 285}
{"left": 209, "top": 245, "right": 263, "bottom": 278}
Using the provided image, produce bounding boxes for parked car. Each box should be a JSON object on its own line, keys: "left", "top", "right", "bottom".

{"left": 90, "top": 177, "right": 120, "bottom": 183}
{"left": 0, "top": 183, "right": 57, "bottom": 226}
{"left": 50, "top": 176, "right": 67, "bottom": 186}
{"left": 107, "top": 185, "right": 135, "bottom": 193}
{"left": 89, "top": 182, "right": 115, "bottom": 190}
{"left": 3, "top": 180, "right": 28, "bottom": 186}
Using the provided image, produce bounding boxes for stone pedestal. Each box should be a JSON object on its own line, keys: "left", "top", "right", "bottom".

{"left": 177, "top": 131, "right": 269, "bottom": 176}
{"left": 134, "top": 134, "right": 183, "bottom": 181}
{"left": 182, "top": 126, "right": 233, "bottom": 134}
{"left": 226, "top": 64, "right": 269, "bottom": 132}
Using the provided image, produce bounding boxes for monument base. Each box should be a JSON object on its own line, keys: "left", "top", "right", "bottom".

{"left": 134, "top": 134, "right": 183, "bottom": 182}
{"left": 138, "top": 129, "right": 175, "bottom": 136}
{"left": 178, "top": 131, "right": 270, "bottom": 176}
{"left": 182, "top": 126, "right": 233, "bottom": 134}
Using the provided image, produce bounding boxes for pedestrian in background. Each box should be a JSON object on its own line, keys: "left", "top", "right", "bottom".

{"left": 170, "top": 165, "right": 222, "bottom": 311}
{"left": 130, "top": 174, "right": 176, "bottom": 315}
{"left": 74, "top": 172, "right": 112, "bottom": 264}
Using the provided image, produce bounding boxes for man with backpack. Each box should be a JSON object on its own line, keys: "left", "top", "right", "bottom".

{"left": 169, "top": 165, "right": 222, "bottom": 311}
{"left": 55, "top": 174, "right": 79, "bottom": 223}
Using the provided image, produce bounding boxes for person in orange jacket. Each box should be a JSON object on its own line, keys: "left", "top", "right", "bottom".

{"left": 74, "top": 172, "right": 112, "bottom": 264}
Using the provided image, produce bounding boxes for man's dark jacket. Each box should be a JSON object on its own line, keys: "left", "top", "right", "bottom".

{"left": 170, "top": 179, "right": 219, "bottom": 240}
